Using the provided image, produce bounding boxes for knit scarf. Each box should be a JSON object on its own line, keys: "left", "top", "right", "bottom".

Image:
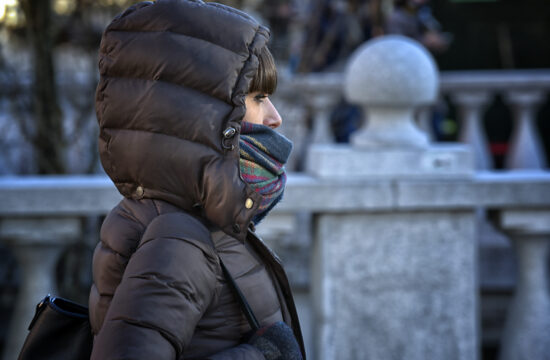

{"left": 239, "top": 122, "right": 293, "bottom": 224}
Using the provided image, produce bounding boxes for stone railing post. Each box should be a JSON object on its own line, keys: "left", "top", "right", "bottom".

{"left": 307, "top": 92, "right": 340, "bottom": 144}
{"left": 307, "top": 35, "right": 477, "bottom": 360}
{"left": 287, "top": 73, "right": 343, "bottom": 145}
{"left": 0, "top": 218, "right": 81, "bottom": 360}
{"left": 451, "top": 91, "right": 493, "bottom": 170}
{"left": 504, "top": 91, "right": 547, "bottom": 169}
{"left": 496, "top": 210, "right": 550, "bottom": 360}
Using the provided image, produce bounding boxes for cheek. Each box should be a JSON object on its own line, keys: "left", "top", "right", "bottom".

{"left": 243, "top": 106, "right": 263, "bottom": 124}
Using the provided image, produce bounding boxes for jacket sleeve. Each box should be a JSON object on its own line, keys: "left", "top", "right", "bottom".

{"left": 90, "top": 231, "right": 219, "bottom": 359}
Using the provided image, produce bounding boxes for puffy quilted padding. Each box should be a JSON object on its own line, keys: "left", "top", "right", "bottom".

{"left": 96, "top": 0, "right": 267, "bottom": 241}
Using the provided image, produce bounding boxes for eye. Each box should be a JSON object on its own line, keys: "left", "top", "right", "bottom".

{"left": 254, "top": 93, "right": 268, "bottom": 103}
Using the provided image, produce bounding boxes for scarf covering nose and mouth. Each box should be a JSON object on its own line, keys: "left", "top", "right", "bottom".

{"left": 239, "top": 122, "right": 293, "bottom": 224}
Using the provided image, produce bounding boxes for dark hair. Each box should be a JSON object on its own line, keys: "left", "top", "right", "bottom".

{"left": 249, "top": 46, "right": 277, "bottom": 95}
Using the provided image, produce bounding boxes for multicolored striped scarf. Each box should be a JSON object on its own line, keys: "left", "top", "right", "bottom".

{"left": 239, "top": 122, "right": 293, "bottom": 224}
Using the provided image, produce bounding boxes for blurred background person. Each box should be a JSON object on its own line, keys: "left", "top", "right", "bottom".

{"left": 386, "top": 0, "right": 451, "bottom": 54}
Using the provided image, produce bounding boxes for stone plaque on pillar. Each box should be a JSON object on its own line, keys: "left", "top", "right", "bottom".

{"left": 310, "top": 36, "right": 477, "bottom": 360}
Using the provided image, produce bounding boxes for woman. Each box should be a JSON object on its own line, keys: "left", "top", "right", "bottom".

{"left": 89, "top": 0, "right": 305, "bottom": 359}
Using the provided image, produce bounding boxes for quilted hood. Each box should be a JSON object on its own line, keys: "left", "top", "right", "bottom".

{"left": 96, "top": 0, "right": 269, "bottom": 240}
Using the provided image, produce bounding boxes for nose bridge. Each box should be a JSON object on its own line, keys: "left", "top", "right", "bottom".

{"left": 264, "top": 98, "right": 282, "bottom": 128}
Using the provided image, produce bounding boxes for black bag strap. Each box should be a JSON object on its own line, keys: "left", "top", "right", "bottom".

{"left": 202, "top": 227, "right": 260, "bottom": 331}
{"left": 218, "top": 258, "right": 260, "bottom": 331}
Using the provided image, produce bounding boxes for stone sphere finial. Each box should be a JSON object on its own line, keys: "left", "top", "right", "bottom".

{"left": 344, "top": 35, "right": 438, "bottom": 106}
{"left": 344, "top": 35, "right": 439, "bottom": 149}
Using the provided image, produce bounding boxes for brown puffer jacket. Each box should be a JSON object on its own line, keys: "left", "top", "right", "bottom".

{"left": 90, "top": 0, "right": 304, "bottom": 359}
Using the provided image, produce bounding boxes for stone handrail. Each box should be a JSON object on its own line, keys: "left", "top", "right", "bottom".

{"left": 2, "top": 172, "right": 550, "bottom": 215}
{"left": 439, "top": 70, "right": 550, "bottom": 91}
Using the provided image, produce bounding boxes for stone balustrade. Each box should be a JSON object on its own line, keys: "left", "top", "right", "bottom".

{"left": 496, "top": 209, "right": 550, "bottom": 360}
{"left": 277, "top": 69, "right": 550, "bottom": 171}
{"left": 2, "top": 36, "right": 550, "bottom": 360}
{"left": 1, "top": 171, "right": 550, "bottom": 359}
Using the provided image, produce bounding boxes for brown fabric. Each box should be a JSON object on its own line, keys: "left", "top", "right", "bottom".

{"left": 96, "top": 0, "right": 265, "bottom": 242}
{"left": 90, "top": 198, "right": 303, "bottom": 359}
{"left": 91, "top": 1, "right": 304, "bottom": 359}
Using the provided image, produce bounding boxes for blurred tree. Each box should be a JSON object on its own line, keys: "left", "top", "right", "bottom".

{"left": 0, "top": 0, "right": 136, "bottom": 315}
{"left": 0, "top": 0, "right": 133, "bottom": 174}
{"left": 20, "top": 0, "right": 65, "bottom": 173}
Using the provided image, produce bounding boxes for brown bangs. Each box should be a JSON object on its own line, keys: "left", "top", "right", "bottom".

{"left": 249, "top": 46, "right": 277, "bottom": 95}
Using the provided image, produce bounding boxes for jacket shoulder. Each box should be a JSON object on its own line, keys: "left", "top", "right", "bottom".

{"left": 90, "top": 199, "right": 219, "bottom": 335}
{"left": 140, "top": 211, "right": 217, "bottom": 260}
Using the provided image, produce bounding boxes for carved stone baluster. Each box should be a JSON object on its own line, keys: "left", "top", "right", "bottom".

{"left": 0, "top": 218, "right": 81, "bottom": 360}
{"left": 308, "top": 93, "right": 340, "bottom": 144}
{"left": 497, "top": 210, "right": 550, "bottom": 360}
{"left": 451, "top": 91, "right": 493, "bottom": 170}
{"left": 504, "top": 91, "right": 546, "bottom": 169}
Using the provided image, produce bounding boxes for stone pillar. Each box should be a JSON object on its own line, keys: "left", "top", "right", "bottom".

{"left": 0, "top": 218, "right": 81, "bottom": 360}
{"left": 308, "top": 35, "right": 478, "bottom": 360}
{"left": 497, "top": 210, "right": 550, "bottom": 360}
{"left": 451, "top": 91, "right": 493, "bottom": 170}
{"left": 504, "top": 91, "right": 546, "bottom": 170}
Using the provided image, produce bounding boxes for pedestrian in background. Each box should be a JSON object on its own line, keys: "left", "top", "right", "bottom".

{"left": 386, "top": 0, "right": 451, "bottom": 53}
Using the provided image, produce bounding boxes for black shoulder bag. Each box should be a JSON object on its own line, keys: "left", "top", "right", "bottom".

{"left": 17, "top": 296, "right": 92, "bottom": 360}
{"left": 17, "top": 254, "right": 259, "bottom": 360}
